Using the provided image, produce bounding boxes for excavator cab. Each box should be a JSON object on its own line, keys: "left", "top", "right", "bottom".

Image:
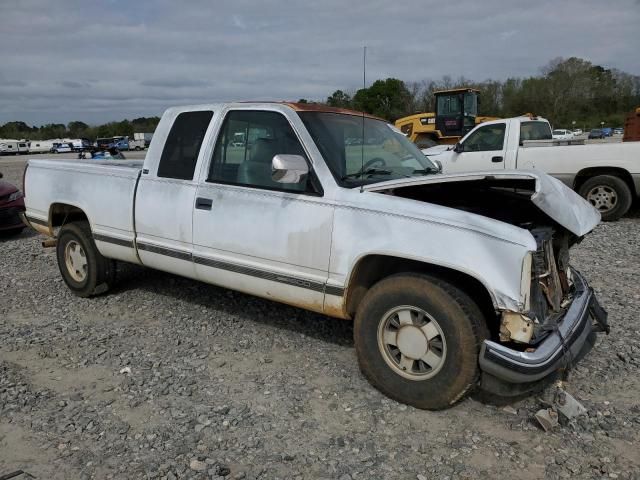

{"left": 434, "top": 88, "right": 479, "bottom": 139}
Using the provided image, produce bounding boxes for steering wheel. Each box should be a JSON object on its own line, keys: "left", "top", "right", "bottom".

{"left": 362, "top": 157, "right": 386, "bottom": 170}
{"left": 348, "top": 157, "right": 387, "bottom": 179}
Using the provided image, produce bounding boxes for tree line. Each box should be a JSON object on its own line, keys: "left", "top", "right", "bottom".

{"left": 1, "top": 57, "right": 638, "bottom": 140}
{"left": 324, "top": 57, "right": 640, "bottom": 129}
{"left": 0, "top": 117, "right": 160, "bottom": 141}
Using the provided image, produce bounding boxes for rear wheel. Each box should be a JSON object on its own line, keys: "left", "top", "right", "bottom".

{"left": 56, "top": 221, "right": 116, "bottom": 297}
{"left": 354, "top": 273, "right": 486, "bottom": 410}
{"left": 578, "top": 175, "right": 632, "bottom": 221}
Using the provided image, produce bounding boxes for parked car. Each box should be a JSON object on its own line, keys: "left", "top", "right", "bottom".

{"left": 572, "top": 129, "right": 583, "bottom": 136}
{"left": 423, "top": 116, "right": 640, "bottom": 221}
{"left": 0, "top": 172, "right": 25, "bottom": 235}
{"left": 552, "top": 129, "right": 573, "bottom": 140}
{"left": 53, "top": 143, "right": 72, "bottom": 154}
{"left": 602, "top": 127, "right": 613, "bottom": 137}
{"left": 613, "top": 127, "right": 624, "bottom": 135}
{"left": 23, "top": 102, "right": 608, "bottom": 410}
{"left": 588, "top": 128, "right": 605, "bottom": 139}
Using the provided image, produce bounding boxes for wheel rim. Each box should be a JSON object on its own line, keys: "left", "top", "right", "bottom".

{"left": 377, "top": 305, "right": 447, "bottom": 381}
{"left": 64, "top": 240, "right": 88, "bottom": 282}
{"left": 586, "top": 185, "right": 617, "bottom": 213}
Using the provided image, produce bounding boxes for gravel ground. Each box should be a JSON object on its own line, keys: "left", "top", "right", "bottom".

{"left": 1, "top": 157, "right": 639, "bottom": 479}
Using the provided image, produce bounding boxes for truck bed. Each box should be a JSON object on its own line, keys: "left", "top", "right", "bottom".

{"left": 24, "top": 158, "right": 143, "bottom": 263}
{"left": 515, "top": 141, "right": 640, "bottom": 182}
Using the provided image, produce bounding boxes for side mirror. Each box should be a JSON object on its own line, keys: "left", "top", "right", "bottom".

{"left": 0, "top": 172, "right": 3, "bottom": 178}
{"left": 271, "top": 154, "right": 309, "bottom": 184}
{"left": 453, "top": 142, "right": 464, "bottom": 153}
{"left": 432, "top": 159, "right": 443, "bottom": 173}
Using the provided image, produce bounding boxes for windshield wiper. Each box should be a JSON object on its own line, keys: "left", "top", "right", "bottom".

{"left": 341, "top": 168, "right": 393, "bottom": 180}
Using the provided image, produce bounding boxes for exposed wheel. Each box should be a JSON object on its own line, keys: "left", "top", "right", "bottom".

{"left": 578, "top": 175, "right": 632, "bottom": 221}
{"left": 354, "top": 273, "right": 486, "bottom": 410}
{"left": 56, "top": 221, "right": 116, "bottom": 297}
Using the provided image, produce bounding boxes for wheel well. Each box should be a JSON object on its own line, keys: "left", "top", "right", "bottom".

{"left": 49, "top": 203, "right": 88, "bottom": 228}
{"left": 574, "top": 167, "right": 636, "bottom": 196}
{"left": 344, "top": 255, "right": 498, "bottom": 330}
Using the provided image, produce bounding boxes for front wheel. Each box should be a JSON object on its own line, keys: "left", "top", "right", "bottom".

{"left": 56, "top": 221, "right": 116, "bottom": 297}
{"left": 578, "top": 175, "right": 632, "bottom": 221}
{"left": 354, "top": 274, "right": 486, "bottom": 410}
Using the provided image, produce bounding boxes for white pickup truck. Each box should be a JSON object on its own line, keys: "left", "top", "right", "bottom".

{"left": 22, "top": 103, "right": 609, "bottom": 409}
{"left": 423, "top": 116, "right": 640, "bottom": 221}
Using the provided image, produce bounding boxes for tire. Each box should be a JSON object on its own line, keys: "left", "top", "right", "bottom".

{"left": 578, "top": 175, "right": 632, "bottom": 221}
{"left": 354, "top": 273, "right": 487, "bottom": 410}
{"left": 56, "top": 221, "right": 116, "bottom": 297}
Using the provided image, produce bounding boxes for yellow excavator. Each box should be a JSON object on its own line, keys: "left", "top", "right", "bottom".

{"left": 395, "top": 88, "right": 500, "bottom": 148}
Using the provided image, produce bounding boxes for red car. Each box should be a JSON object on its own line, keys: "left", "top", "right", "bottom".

{"left": 0, "top": 172, "right": 26, "bottom": 235}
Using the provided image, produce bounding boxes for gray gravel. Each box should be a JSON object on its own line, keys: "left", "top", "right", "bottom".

{"left": 2, "top": 157, "right": 640, "bottom": 479}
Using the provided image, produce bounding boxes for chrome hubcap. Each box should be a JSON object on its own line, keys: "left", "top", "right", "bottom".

{"left": 65, "top": 240, "right": 88, "bottom": 282}
{"left": 377, "top": 306, "right": 447, "bottom": 380}
{"left": 586, "top": 186, "right": 617, "bottom": 212}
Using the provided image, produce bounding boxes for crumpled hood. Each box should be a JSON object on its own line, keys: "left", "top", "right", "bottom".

{"left": 363, "top": 170, "right": 600, "bottom": 237}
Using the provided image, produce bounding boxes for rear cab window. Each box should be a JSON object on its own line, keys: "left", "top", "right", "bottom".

{"left": 520, "top": 121, "right": 552, "bottom": 143}
{"left": 157, "top": 111, "right": 213, "bottom": 180}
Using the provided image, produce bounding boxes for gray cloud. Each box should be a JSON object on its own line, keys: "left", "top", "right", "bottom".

{"left": 0, "top": 0, "right": 638, "bottom": 125}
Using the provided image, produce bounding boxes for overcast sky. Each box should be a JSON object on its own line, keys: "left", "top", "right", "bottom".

{"left": 1, "top": 0, "right": 638, "bottom": 125}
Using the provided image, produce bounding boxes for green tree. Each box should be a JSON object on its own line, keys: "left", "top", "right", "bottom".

{"left": 326, "top": 90, "right": 352, "bottom": 108}
{"left": 352, "top": 78, "right": 412, "bottom": 121}
{"left": 68, "top": 121, "right": 89, "bottom": 138}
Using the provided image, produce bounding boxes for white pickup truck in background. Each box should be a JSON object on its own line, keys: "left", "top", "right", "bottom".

{"left": 22, "top": 103, "right": 608, "bottom": 409}
{"left": 423, "top": 116, "right": 640, "bottom": 221}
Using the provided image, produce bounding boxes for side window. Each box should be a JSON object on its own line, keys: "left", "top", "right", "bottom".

{"left": 208, "top": 110, "right": 310, "bottom": 192}
{"left": 157, "top": 111, "right": 213, "bottom": 180}
{"left": 462, "top": 123, "right": 506, "bottom": 152}
{"left": 520, "top": 121, "right": 552, "bottom": 143}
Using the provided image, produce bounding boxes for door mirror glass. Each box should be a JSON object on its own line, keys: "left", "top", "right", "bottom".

{"left": 272, "top": 154, "right": 309, "bottom": 184}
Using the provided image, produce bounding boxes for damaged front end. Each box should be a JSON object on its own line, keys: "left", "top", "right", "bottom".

{"left": 480, "top": 225, "right": 609, "bottom": 394}
{"left": 363, "top": 171, "right": 609, "bottom": 394}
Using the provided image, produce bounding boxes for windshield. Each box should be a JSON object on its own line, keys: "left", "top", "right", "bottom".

{"left": 298, "top": 112, "right": 437, "bottom": 187}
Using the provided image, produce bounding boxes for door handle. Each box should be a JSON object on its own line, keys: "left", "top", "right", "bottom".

{"left": 195, "top": 197, "right": 213, "bottom": 210}
{"left": 491, "top": 156, "right": 504, "bottom": 163}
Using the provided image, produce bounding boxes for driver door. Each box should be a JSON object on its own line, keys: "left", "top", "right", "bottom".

{"left": 445, "top": 122, "right": 508, "bottom": 173}
{"left": 192, "top": 109, "right": 333, "bottom": 313}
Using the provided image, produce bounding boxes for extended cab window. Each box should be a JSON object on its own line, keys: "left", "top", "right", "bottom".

{"left": 157, "top": 111, "right": 213, "bottom": 180}
{"left": 462, "top": 123, "right": 506, "bottom": 152}
{"left": 520, "top": 121, "right": 552, "bottom": 142}
{"left": 208, "top": 110, "right": 311, "bottom": 193}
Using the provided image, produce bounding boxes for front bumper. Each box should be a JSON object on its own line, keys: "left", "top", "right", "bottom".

{"left": 479, "top": 269, "right": 608, "bottom": 385}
